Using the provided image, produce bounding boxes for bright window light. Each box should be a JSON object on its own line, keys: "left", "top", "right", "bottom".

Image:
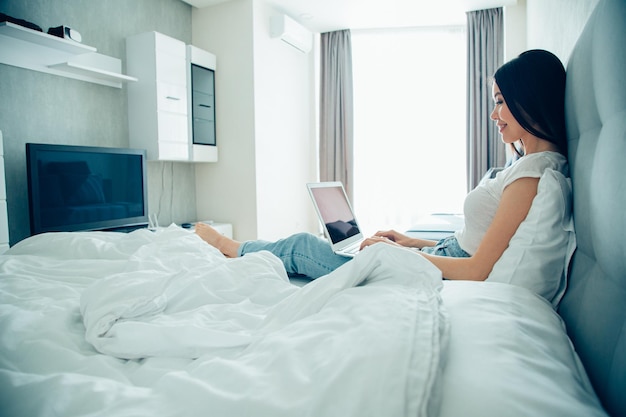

{"left": 352, "top": 26, "right": 467, "bottom": 234}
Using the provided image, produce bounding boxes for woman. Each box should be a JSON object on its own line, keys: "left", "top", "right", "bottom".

{"left": 197, "top": 49, "right": 568, "bottom": 281}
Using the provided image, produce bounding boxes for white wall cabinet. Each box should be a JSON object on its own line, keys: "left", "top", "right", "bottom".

{"left": 126, "top": 32, "right": 190, "bottom": 161}
{"left": 0, "top": 22, "right": 136, "bottom": 88}
{"left": 127, "top": 32, "right": 218, "bottom": 163}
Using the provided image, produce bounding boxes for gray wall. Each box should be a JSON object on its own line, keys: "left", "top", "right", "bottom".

{"left": 0, "top": 0, "right": 196, "bottom": 245}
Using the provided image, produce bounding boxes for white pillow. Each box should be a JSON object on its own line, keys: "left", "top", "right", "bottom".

{"left": 487, "top": 169, "right": 576, "bottom": 307}
{"left": 439, "top": 281, "right": 608, "bottom": 417}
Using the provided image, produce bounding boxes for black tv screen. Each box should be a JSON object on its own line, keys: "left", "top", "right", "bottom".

{"left": 26, "top": 143, "right": 149, "bottom": 235}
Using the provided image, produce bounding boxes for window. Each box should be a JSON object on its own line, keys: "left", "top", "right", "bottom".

{"left": 352, "top": 26, "right": 467, "bottom": 233}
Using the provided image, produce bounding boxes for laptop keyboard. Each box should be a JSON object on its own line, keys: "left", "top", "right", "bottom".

{"left": 341, "top": 242, "right": 361, "bottom": 255}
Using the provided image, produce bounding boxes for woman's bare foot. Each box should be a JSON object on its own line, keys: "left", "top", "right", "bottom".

{"left": 195, "top": 222, "right": 240, "bottom": 257}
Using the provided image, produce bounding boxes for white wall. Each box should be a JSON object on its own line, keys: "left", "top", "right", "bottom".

{"left": 503, "top": 0, "right": 527, "bottom": 60}
{"left": 251, "top": 1, "right": 319, "bottom": 240}
{"left": 192, "top": 0, "right": 258, "bottom": 240}
{"left": 191, "top": 0, "right": 318, "bottom": 241}
{"left": 504, "top": 0, "right": 599, "bottom": 64}
{"left": 526, "top": 0, "right": 599, "bottom": 64}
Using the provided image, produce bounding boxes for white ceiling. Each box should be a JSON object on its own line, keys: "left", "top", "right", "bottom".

{"left": 181, "top": 0, "right": 517, "bottom": 32}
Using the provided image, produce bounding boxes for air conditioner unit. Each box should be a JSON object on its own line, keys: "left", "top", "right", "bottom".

{"left": 270, "top": 14, "right": 312, "bottom": 53}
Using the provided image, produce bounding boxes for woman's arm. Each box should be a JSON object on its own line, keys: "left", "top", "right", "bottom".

{"left": 418, "top": 176, "right": 540, "bottom": 281}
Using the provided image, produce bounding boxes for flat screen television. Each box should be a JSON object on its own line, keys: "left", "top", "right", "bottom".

{"left": 26, "top": 143, "right": 149, "bottom": 235}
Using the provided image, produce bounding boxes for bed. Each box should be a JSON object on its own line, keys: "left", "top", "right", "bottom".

{"left": 0, "top": 0, "right": 624, "bottom": 416}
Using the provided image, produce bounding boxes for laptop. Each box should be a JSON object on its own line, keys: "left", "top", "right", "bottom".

{"left": 307, "top": 182, "right": 364, "bottom": 257}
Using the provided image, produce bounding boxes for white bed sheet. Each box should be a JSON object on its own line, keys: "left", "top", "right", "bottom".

{"left": 0, "top": 226, "right": 609, "bottom": 417}
{"left": 0, "top": 226, "right": 447, "bottom": 417}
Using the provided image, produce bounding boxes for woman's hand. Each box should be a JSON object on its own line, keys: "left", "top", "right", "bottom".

{"left": 359, "top": 230, "right": 419, "bottom": 250}
{"left": 373, "top": 230, "right": 417, "bottom": 247}
{"left": 360, "top": 234, "right": 402, "bottom": 250}
{"left": 359, "top": 229, "right": 437, "bottom": 251}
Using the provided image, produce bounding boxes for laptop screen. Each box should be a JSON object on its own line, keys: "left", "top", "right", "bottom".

{"left": 309, "top": 183, "right": 361, "bottom": 244}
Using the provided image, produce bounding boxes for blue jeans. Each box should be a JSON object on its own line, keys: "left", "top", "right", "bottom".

{"left": 239, "top": 233, "right": 469, "bottom": 279}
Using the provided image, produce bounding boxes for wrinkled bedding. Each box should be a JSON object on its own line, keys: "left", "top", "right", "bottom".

{"left": 0, "top": 226, "right": 447, "bottom": 417}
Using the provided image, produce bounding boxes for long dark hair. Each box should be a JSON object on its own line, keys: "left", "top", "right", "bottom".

{"left": 494, "top": 49, "right": 567, "bottom": 156}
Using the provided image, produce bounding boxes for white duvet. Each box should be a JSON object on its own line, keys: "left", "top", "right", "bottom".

{"left": 0, "top": 226, "right": 447, "bottom": 417}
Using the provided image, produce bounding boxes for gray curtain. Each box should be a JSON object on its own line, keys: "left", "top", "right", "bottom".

{"left": 319, "top": 30, "right": 354, "bottom": 201}
{"left": 466, "top": 8, "right": 505, "bottom": 191}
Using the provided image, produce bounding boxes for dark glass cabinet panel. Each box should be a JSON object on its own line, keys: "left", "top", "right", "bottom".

{"left": 190, "top": 64, "right": 216, "bottom": 146}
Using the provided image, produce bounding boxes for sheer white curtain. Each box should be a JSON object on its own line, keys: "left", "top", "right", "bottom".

{"left": 351, "top": 26, "right": 467, "bottom": 234}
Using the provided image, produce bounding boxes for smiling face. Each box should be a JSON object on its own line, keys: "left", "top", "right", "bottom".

{"left": 490, "top": 82, "right": 527, "bottom": 146}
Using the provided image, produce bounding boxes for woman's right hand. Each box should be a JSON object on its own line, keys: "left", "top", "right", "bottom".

{"left": 360, "top": 234, "right": 402, "bottom": 250}
{"left": 372, "top": 230, "right": 417, "bottom": 247}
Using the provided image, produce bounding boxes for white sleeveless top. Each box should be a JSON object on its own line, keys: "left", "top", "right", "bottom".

{"left": 455, "top": 151, "right": 568, "bottom": 255}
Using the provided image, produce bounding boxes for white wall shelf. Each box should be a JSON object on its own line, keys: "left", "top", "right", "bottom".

{"left": 0, "top": 21, "right": 137, "bottom": 88}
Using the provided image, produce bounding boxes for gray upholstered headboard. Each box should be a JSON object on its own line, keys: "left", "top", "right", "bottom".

{"left": 557, "top": 0, "right": 626, "bottom": 416}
